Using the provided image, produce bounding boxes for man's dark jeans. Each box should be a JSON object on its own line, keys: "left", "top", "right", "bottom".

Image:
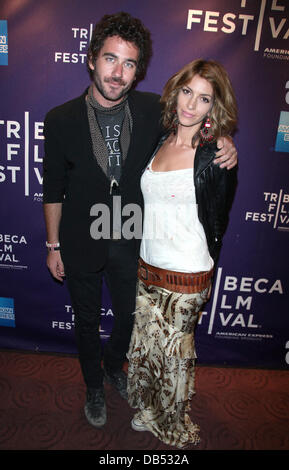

{"left": 66, "top": 239, "right": 138, "bottom": 388}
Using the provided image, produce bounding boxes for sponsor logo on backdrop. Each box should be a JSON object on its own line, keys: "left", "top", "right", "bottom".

{"left": 263, "top": 47, "right": 289, "bottom": 60}
{"left": 199, "top": 268, "right": 283, "bottom": 342}
{"left": 275, "top": 111, "right": 289, "bottom": 152}
{"left": 245, "top": 189, "right": 289, "bottom": 231}
{"left": 54, "top": 24, "right": 94, "bottom": 64}
{"left": 275, "top": 80, "right": 289, "bottom": 153}
{"left": 186, "top": 0, "right": 288, "bottom": 61}
{"left": 0, "top": 113, "right": 43, "bottom": 199}
{"left": 0, "top": 20, "right": 8, "bottom": 66}
{"left": 0, "top": 297, "right": 15, "bottom": 327}
{"left": 0, "top": 233, "right": 28, "bottom": 270}
{"left": 51, "top": 304, "right": 114, "bottom": 339}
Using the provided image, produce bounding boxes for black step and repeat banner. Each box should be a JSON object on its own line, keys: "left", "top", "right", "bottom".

{"left": 1, "top": 0, "right": 289, "bottom": 369}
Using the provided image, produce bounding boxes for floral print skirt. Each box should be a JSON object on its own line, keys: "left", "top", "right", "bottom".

{"left": 127, "top": 279, "right": 210, "bottom": 448}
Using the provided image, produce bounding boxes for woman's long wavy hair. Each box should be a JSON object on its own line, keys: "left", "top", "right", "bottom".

{"left": 160, "top": 59, "right": 238, "bottom": 147}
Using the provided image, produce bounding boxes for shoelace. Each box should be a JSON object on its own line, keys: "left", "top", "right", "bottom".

{"left": 87, "top": 390, "right": 104, "bottom": 405}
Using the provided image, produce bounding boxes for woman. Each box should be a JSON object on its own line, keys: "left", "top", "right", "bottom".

{"left": 127, "top": 59, "right": 238, "bottom": 448}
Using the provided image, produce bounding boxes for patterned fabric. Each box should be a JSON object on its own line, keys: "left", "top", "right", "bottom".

{"left": 127, "top": 279, "right": 210, "bottom": 448}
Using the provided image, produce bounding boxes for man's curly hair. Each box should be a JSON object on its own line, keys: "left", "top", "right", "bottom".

{"left": 87, "top": 12, "right": 152, "bottom": 83}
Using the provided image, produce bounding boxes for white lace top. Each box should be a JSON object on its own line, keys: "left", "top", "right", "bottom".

{"left": 140, "top": 158, "right": 214, "bottom": 273}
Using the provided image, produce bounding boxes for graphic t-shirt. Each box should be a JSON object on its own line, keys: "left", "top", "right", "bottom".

{"left": 97, "top": 109, "right": 124, "bottom": 183}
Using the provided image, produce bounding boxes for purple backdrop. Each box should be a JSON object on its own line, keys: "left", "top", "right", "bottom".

{"left": 1, "top": 0, "right": 289, "bottom": 369}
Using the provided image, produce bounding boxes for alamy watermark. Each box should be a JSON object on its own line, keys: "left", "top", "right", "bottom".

{"left": 90, "top": 196, "right": 198, "bottom": 241}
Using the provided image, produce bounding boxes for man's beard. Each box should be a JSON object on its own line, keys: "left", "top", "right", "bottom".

{"left": 92, "top": 69, "right": 131, "bottom": 104}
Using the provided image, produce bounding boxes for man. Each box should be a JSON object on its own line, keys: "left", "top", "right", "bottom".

{"left": 43, "top": 12, "right": 237, "bottom": 429}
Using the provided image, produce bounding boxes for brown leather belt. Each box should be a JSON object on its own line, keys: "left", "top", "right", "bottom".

{"left": 138, "top": 258, "right": 214, "bottom": 294}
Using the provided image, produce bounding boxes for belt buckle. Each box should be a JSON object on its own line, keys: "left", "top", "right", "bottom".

{"left": 139, "top": 264, "right": 148, "bottom": 281}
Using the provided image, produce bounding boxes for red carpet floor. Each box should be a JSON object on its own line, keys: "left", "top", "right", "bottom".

{"left": 0, "top": 349, "right": 288, "bottom": 452}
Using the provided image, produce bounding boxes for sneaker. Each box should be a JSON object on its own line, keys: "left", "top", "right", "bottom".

{"left": 104, "top": 369, "right": 128, "bottom": 400}
{"left": 84, "top": 387, "right": 106, "bottom": 428}
{"left": 131, "top": 416, "right": 149, "bottom": 432}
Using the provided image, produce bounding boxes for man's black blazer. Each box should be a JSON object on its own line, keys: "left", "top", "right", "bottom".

{"left": 43, "top": 89, "right": 163, "bottom": 271}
